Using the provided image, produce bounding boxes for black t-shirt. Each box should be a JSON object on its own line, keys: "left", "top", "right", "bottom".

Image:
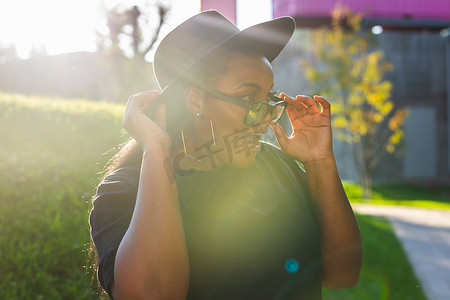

{"left": 89, "top": 142, "right": 322, "bottom": 299}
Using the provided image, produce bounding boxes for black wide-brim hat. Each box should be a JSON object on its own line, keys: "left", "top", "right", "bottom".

{"left": 153, "top": 10, "right": 295, "bottom": 95}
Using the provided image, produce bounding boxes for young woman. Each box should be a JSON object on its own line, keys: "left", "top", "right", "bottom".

{"left": 89, "top": 10, "right": 362, "bottom": 300}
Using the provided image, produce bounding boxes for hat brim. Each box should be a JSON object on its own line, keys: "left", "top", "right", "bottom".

{"left": 157, "top": 16, "right": 295, "bottom": 99}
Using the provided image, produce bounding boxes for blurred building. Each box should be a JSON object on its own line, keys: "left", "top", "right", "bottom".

{"left": 201, "top": 0, "right": 450, "bottom": 183}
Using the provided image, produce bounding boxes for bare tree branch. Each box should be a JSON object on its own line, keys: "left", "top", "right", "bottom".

{"left": 142, "top": 4, "right": 169, "bottom": 57}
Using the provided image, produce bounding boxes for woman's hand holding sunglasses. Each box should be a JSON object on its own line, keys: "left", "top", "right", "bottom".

{"left": 123, "top": 90, "right": 171, "bottom": 153}
{"left": 271, "top": 93, "right": 334, "bottom": 166}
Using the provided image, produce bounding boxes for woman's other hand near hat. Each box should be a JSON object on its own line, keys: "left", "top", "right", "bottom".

{"left": 123, "top": 90, "right": 171, "bottom": 153}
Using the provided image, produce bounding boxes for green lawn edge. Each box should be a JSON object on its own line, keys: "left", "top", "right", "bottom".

{"left": 323, "top": 214, "right": 427, "bottom": 300}
{"left": 343, "top": 181, "right": 450, "bottom": 210}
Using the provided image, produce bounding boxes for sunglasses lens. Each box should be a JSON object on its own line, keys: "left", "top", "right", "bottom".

{"left": 270, "top": 105, "right": 286, "bottom": 124}
{"left": 246, "top": 103, "right": 269, "bottom": 126}
{"left": 245, "top": 102, "right": 286, "bottom": 126}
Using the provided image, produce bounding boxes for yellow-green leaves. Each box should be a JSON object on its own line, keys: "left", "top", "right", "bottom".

{"left": 303, "top": 7, "right": 408, "bottom": 150}
{"left": 386, "top": 108, "right": 409, "bottom": 153}
{"left": 301, "top": 7, "right": 409, "bottom": 198}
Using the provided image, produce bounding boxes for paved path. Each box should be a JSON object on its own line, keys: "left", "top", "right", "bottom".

{"left": 352, "top": 204, "right": 450, "bottom": 300}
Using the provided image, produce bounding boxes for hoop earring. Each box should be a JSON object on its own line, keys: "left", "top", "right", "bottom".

{"left": 181, "top": 113, "right": 216, "bottom": 162}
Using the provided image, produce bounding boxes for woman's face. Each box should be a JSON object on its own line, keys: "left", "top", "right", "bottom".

{"left": 202, "top": 52, "right": 275, "bottom": 168}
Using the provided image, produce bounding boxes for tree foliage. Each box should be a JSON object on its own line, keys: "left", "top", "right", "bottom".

{"left": 0, "top": 44, "right": 19, "bottom": 64}
{"left": 93, "top": 1, "right": 169, "bottom": 102}
{"left": 302, "top": 7, "right": 409, "bottom": 198}
{"left": 97, "top": 1, "right": 169, "bottom": 61}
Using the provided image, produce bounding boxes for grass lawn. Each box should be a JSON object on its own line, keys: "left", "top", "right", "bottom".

{"left": 344, "top": 181, "right": 450, "bottom": 210}
{"left": 325, "top": 181, "right": 450, "bottom": 299}
{"left": 323, "top": 214, "right": 427, "bottom": 299}
{"left": 0, "top": 92, "right": 126, "bottom": 299}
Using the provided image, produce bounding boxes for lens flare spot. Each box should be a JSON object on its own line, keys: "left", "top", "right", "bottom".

{"left": 285, "top": 258, "right": 299, "bottom": 273}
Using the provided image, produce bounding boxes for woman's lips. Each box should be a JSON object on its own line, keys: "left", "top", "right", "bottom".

{"left": 252, "top": 133, "right": 262, "bottom": 146}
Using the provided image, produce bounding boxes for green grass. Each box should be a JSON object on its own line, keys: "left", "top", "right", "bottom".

{"left": 323, "top": 214, "right": 427, "bottom": 300}
{"left": 0, "top": 92, "right": 127, "bottom": 299}
{"left": 344, "top": 181, "right": 450, "bottom": 210}
{"left": 0, "top": 92, "right": 435, "bottom": 299}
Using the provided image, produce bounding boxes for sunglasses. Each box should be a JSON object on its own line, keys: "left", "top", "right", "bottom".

{"left": 198, "top": 86, "right": 287, "bottom": 127}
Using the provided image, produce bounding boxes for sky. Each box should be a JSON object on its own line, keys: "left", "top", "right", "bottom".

{"left": 0, "top": 0, "right": 272, "bottom": 60}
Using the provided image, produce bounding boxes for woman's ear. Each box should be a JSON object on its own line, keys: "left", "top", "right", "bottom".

{"left": 184, "top": 85, "right": 206, "bottom": 115}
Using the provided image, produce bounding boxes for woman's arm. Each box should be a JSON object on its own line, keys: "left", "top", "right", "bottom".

{"left": 303, "top": 157, "right": 362, "bottom": 288}
{"left": 272, "top": 93, "right": 362, "bottom": 288}
{"left": 112, "top": 91, "right": 190, "bottom": 299}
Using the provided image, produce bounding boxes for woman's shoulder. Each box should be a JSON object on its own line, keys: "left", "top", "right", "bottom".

{"left": 90, "top": 165, "right": 141, "bottom": 237}
{"left": 95, "top": 165, "right": 141, "bottom": 199}
{"left": 260, "top": 141, "right": 282, "bottom": 155}
{"left": 103, "top": 165, "right": 141, "bottom": 183}
{"left": 260, "top": 141, "right": 297, "bottom": 164}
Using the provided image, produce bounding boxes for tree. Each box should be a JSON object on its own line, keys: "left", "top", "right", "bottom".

{"left": 0, "top": 44, "right": 18, "bottom": 64}
{"left": 98, "top": 1, "right": 169, "bottom": 61}
{"left": 94, "top": 1, "right": 169, "bottom": 102}
{"left": 301, "top": 7, "right": 409, "bottom": 199}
